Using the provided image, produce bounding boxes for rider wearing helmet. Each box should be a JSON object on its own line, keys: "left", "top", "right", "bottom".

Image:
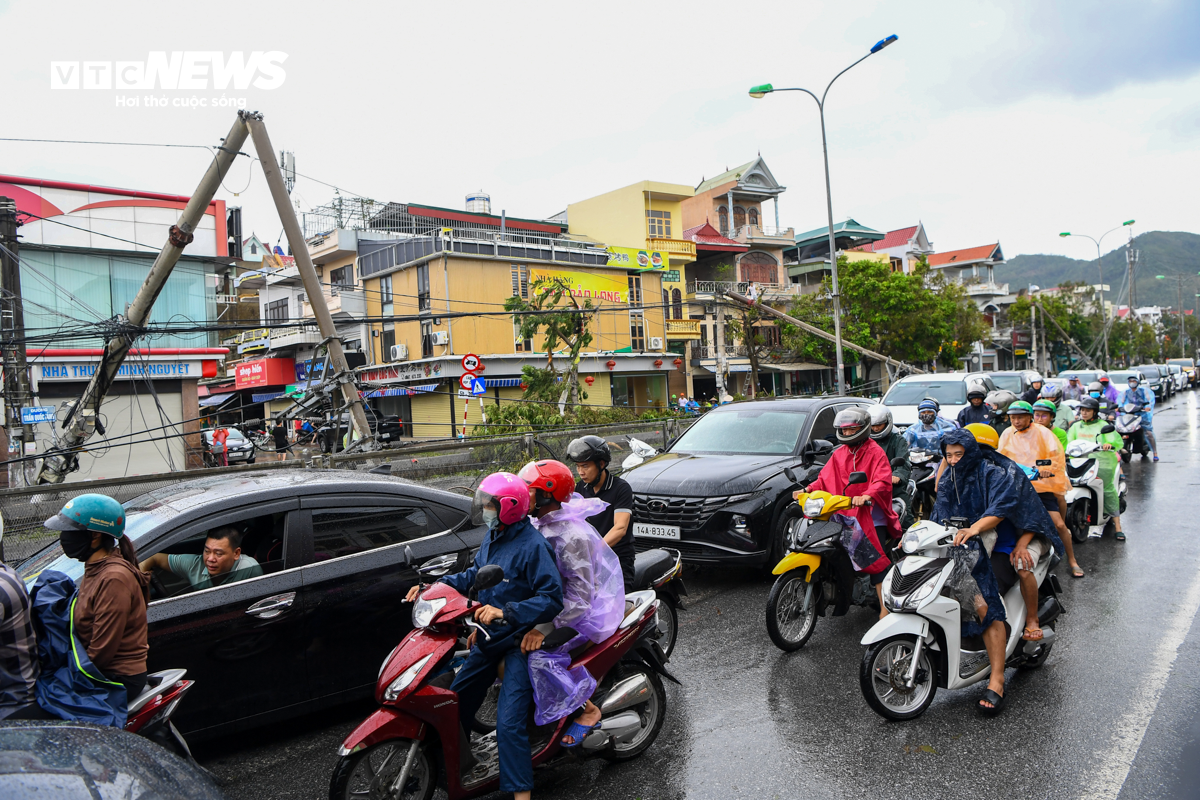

{"left": 405, "top": 472, "right": 563, "bottom": 799}
{"left": 517, "top": 460, "right": 624, "bottom": 746}
{"left": 1117, "top": 375, "right": 1158, "bottom": 461}
{"left": 567, "top": 436, "right": 635, "bottom": 590}
{"left": 44, "top": 494, "right": 150, "bottom": 703}
{"left": 1068, "top": 396, "right": 1126, "bottom": 541}
{"left": 1020, "top": 372, "right": 1044, "bottom": 405}
{"left": 868, "top": 405, "right": 913, "bottom": 528}
{"left": 1039, "top": 383, "right": 1076, "bottom": 431}
{"left": 1032, "top": 399, "right": 1068, "bottom": 449}
{"left": 957, "top": 382, "right": 995, "bottom": 428}
{"left": 1061, "top": 373, "right": 1085, "bottom": 402}
{"left": 1097, "top": 374, "right": 1119, "bottom": 404}
{"left": 904, "top": 399, "right": 958, "bottom": 453}
{"left": 1086, "top": 381, "right": 1117, "bottom": 422}
{"left": 807, "top": 408, "right": 897, "bottom": 617}
{"left": 984, "top": 389, "right": 1018, "bottom": 436}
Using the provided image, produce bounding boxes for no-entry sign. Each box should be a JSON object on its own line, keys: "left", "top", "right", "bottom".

{"left": 461, "top": 353, "right": 481, "bottom": 372}
{"left": 459, "top": 372, "right": 477, "bottom": 391}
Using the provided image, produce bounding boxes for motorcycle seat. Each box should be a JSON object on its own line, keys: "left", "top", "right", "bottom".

{"left": 633, "top": 549, "right": 675, "bottom": 589}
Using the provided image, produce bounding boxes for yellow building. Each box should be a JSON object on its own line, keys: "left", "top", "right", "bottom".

{"left": 565, "top": 180, "right": 699, "bottom": 397}
{"left": 357, "top": 204, "right": 677, "bottom": 439}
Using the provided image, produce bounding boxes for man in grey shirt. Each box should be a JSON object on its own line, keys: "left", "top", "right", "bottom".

{"left": 140, "top": 527, "right": 263, "bottom": 592}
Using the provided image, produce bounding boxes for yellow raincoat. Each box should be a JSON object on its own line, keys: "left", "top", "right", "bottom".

{"left": 998, "top": 424, "right": 1068, "bottom": 496}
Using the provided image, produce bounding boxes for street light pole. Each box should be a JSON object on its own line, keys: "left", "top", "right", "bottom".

{"left": 1059, "top": 220, "right": 1134, "bottom": 369}
{"left": 749, "top": 34, "right": 896, "bottom": 395}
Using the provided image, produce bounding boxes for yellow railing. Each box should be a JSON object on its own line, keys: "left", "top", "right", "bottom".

{"left": 665, "top": 319, "right": 702, "bottom": 338}
{"left": 649, "top": 238, "right": 696, "bottom": 258}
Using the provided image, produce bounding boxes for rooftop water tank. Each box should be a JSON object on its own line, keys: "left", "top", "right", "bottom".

{"left": 466, "top": 192, "right": 491, "bottom": 214}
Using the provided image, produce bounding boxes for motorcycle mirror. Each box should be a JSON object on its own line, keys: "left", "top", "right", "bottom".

{"left": 472, "top": 564, "right": 505, "bottom": 595}
{"left": 889, "top": 457, "right": 907, "bottom": 469}
{"left": 1100, "top": 424, "right": 1116, "bottom": 434}
{"left": 846, "top": 471, "right": 869, "bottom": 487}
{"left": 783, "top": 467, "right": 798, "bottom": 483}
{"left": 369, "top": 463, "right": 392, "bottom": 475}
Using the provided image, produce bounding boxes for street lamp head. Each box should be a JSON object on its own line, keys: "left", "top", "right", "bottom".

{"left": 1123, "top": 220, "right": 1135, "bottom": 226}
{"left": 1059, "top": 232, "right": 1071, "bottom": 238}
{"left": 1155, "top": 275, "right": 1166, "bottom": 280}
{"left": 748, "top": 83, "right": 773, "bottom": 99}
{"left": 870, "top": 34, "right": 899, "bottom": 53}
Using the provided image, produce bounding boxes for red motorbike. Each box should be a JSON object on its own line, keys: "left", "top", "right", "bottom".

{"left": 125, "top": 668, "right": 197, "bottom": 760}
{"left": 329, "top": 564, "right": 675, "bottom": 800}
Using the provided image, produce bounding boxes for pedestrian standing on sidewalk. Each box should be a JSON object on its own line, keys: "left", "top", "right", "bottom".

{"left": 271, "top": 422, "right": 290, "bottom": 461}
{"left": 213, "top": 426, "right": 230, "bottom": 467}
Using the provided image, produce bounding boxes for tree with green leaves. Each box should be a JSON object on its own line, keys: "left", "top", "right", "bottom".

{"left": 504, "top": 277, "right": 596, "bottom": 414}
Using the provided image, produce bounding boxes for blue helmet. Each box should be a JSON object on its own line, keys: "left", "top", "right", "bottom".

{"left": 917, "top": 399, "right": 938, "bottom": 413}
{"left": 44, "top": 494, "right": 126, "bottom": 538}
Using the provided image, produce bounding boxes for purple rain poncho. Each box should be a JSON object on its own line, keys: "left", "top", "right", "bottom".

{"left": 527, "top": 493, "right": 626, "bottom": 725}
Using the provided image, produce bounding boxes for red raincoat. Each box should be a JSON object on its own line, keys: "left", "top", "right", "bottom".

{"left": 807, "top": 439, "right": 898, "bottom": 575}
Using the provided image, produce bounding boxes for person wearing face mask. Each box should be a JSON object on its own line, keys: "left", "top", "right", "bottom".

{"left": 404, "top": 472, "right": 562, "bottom": 800}
{"left": 904, "top": 399, "right": 958, "bottom": 453}
{"left": 43, "top": 494, "right": 149, "bottom": 704}
{"left": 1117, "top": 375, "right": 1158, "bottom": 461}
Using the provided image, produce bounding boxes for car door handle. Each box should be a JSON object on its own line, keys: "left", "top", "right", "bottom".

{"left": 246, "top": 592, "right": 296, "bottom": 619}
{"left": 418, "top": 553, "right": 458, "bottom": 577}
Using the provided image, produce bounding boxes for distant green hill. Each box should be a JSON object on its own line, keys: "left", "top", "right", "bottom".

{"left": 997, "top": 231, "right": 1200, "bottom": 313}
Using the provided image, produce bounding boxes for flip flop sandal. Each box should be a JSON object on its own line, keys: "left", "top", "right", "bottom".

{"left": 1153, "top": 456, "right": 1160, "bottom": 462}
{"left": 560, "top": 720, "right": 600, "bottom": 748}
{"left": 1071, "top": 565, "right": 1085, "bottom": 578}
{"left": 978, "top": 689, "right": 1006, "bottom": 716}
{"left": 1115, "top": 532, "right": 1126, "bottom": 542}
{"left": 1022, "top": 627, "right": 1044, "bottom": 641}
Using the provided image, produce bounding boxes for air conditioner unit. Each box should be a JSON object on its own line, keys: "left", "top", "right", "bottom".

{"left": 390, "top": 343, "right": 409, "bottom": 361}
{"left": 431, "top": 331, "right": 450, "bottom": 346}
{"left": 649, "top": 337, "right": 664, "bottom": 350}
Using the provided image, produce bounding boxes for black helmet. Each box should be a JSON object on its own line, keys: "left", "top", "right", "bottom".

{"left": 867, "top": 404, "right": 893, "bottom": 440}
{"left": 566, "top": 435, "right": 611, "bottom": 467}
{"left": 833, "top": 407, "right": 872, "bottom": 446}
{"left": 1079, "top": 396, "right": 1100, "bottom": 411}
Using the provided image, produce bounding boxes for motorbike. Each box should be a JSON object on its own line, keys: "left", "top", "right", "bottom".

{"left": 765, "top": 468, "right": 904, "bottom": 652}
{"left": 630, "top": 548, "right": 686, "bottom": 659}
{"left": 908, "top": 449, "right": 940, "bottom": 520}
{"left": 1065, "top": 434, "right": 1127, "bottom": 542}
{"left": 1114, "top": 403, "right": 1149, "bottom": 462}
{"left": 858, "top": 517, "right": 1065, "bottom": 720}
{"left": 619, "top": 437, "right": 657, "bottom": 473}
{"left": 125, "top": 668, "right": 199, "bottom": 761}
{"left": 330, "top": 564, "right": 675, "bottom": 800}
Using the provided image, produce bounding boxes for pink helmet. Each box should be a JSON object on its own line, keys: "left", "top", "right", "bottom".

{"left": 472, "top": 472, "right": 530, "bottom": 527}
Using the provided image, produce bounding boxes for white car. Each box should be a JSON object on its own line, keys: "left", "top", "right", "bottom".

{"left": 881, "top": 372, "right": 998, "bottom": 429}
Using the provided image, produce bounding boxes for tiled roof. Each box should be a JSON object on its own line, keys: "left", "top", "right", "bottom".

{"left": 683, "top": 220, "right": 748, "bottom": 251}
{"left": 696, "top": 161, "right": 757, "bottom": 194}
{"left": 793, "top": 219, "right": 884, "bottom": 247}
{"left": 858, "top": 225, "right": 919, "bottom": 252}
{"left": 927, "top": 243, "right": 1000, "bottom": 267}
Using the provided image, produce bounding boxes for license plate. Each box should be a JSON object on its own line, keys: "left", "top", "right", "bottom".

{"left": 634, "top": 523, "right": 680, "bottom": 540}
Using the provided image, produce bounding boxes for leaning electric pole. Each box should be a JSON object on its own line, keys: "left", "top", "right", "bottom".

{"left": 0, "top": 197, "right": 36, "bottom": 487}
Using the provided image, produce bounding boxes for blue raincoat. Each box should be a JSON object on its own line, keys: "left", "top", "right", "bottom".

{"left": 30, "top": 571, "right": 127, "bottom": 728}
{"left": 904, "top": 416, "right": 958, "bottom": 452}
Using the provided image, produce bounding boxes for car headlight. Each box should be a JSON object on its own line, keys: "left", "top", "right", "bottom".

{"left": 412, "top": 596, "right": 447, "bottom": 628}
{"left": 383, "top": 653, "right": 432, "bottom": 701}
{"left": 730, "top": 514, "right": 748, "bottom": 534}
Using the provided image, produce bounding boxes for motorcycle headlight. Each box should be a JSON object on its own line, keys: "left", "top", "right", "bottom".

{"left": 1084, "top": 462, "right": 1099, "bottom": 483}
{"left": 901, "top": 529, "right": 923, "bottom": 554}
{"left": 412, "top": 596, "right": 447, "bottom": 629}
{"left": 383, "top": 653, "right": 433, "bottom": 701}
{"left": 902, "top": 578, "right": 939, "bottom": 610}
{"left": 803, "top": 498, "right": 826, "bottom": 517}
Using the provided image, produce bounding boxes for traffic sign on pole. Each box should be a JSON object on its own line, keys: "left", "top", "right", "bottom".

{"left": 459, "top": 372, "right": 477, "bottom": 391}
{"left": 471, "top": 377, "right": 487, "bottom": 396}
{"left": 461, "top": 353, "right": 481, "bottom": 372}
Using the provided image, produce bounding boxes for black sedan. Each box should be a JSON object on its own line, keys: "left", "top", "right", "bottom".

{"left": 18, "top": 470, "right": 484, "bottom": 740}
{"left": 622, "top": 397, "right": 871, "bottom": 569}
{"left": 0, "top": 720, "right": 225, "bottom": 798}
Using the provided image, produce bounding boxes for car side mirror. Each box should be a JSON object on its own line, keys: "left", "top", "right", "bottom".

{"left": 1100, "top": 424, "right": 1116, "bottom": 434}
{"left": 801, "top": 438, "right": 835, "bottom": 466}
{"left": 471, "top": 564, "right": 505, "bottom": 600}
{"left": 783, "top": 467, "right": 798, "bottom": 483}
{"left": 847, "top": 471, "right": 869, "bottom": 487}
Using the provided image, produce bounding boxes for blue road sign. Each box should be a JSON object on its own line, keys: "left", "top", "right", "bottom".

{"left": 21, "top": 406, "right": 55, "bottom": 424}
{"left": 471, "top": 377, "right": 487, "bottom": 396}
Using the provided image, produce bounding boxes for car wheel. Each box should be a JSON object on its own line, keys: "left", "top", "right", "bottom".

{"left": 768, "top": 502, "right": 804, "bottom": 571}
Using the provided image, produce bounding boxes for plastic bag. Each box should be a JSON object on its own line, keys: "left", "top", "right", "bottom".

{"left": 947, "top": 539, "right": 1005, "bottom": 638}
{"left": 528, "top": 632, "right": 596, "bottom": 726}
{"left": 834, "top": 512, "right": 884, "bottom": 573}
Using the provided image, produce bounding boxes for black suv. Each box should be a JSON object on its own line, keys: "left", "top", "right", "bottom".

{"left": 622, "top": 397, "right": 871, "bottom": 568}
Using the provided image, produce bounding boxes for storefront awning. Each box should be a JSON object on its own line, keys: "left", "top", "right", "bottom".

{"left": 485, "top": 378, "right": 522, "bottom": 388}
{"left": 252, "top": 391, "right": 286, "bottom": 403}
{"left": 365, "top": 383, "right": 439, "bottom": 398}
{"left": 199, "top": 392, "right": 236, "bottom": 407}
{"left": 762, "top": 362, "right": 829, "bottom": 372}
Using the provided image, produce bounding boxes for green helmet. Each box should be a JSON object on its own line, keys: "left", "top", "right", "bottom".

{"left": 1031, "top": 399, "right": 1057, "bottom": 414}
{"left": 1007, "top": 400, "right": 1035, "bottom": 417}
{"left": 44, "top": 493, "right": 126, "bottom": 538}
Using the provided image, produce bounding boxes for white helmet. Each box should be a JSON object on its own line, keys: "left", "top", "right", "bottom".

{"left": 867, "top": 404, "right": 893, "bottom": 439}
{"left": 1028, "top": 372, "right": 1044, "bottom": 384}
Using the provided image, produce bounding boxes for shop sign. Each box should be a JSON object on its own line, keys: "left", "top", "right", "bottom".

{"left": 235, "top": 357, "right": 295, "bottom": 389}
{"left": 1011, "top": 329, "right": 1032, "bottom": 349}
{"left": 606, "top": 245, "right": 666, "bottom": 271}
{"left": 360, "top": 360, "right": 445, "bottom": 385}
{"left": 529, "top": 268, "right": 627, "bottom": 303}
{"left": 37, "top": 360, "right": 208, "bottom": 381}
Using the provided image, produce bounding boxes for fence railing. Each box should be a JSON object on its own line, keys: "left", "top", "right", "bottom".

{"left": 0, "top": 418, "right": 697, "bottom": 565}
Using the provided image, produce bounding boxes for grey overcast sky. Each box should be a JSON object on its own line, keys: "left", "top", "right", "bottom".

{"left": 2, "top": 0, "right": 1197, "bottom": 258}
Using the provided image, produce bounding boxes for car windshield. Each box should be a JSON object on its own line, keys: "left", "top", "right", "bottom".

{"left": 1139, "top": 366, "right": 1161, "bottom": 379}
{"left": 989, "top": 375, "right": 1023, "bottom": 393}
{"left": 670, "top": 407, "right": 808, "bottom": 455}
{"left": 1058, "top": 370, "right": 1100, "bottom": 385}
{"left": 1168, "top": 359, "right": 1194, "bottom": 368}
{"left": 19, "top": 509, "right": 167, "bottom": 587}
{"left": 883, "top": 380, "right": 967, "bottom": 406}
{"left": 1107, "top": 371, "right": 1138, "bottom": 385}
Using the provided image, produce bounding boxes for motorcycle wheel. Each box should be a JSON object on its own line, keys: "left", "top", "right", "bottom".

{"left": 765, "top": 569, "right": 818, "bottom": 652}
{"left": 329, "top": 739, "right": 436, "bottom": 800}
{"left": 1119, "top": 494, "right": 1127, "bottom": 515}
{"left": 470, "top": 680, "right": 500, "bottom": 734}
{"left": 600, "top": 663, "right": 666, "bottom": 762}
{"left": 1021, "top": 623, "right": 1055, "bottom": 669}
{"left": 1067, "top": 502, "right": 1089, "bottom": 544}
{"left": 860, "top": 635, "right": 937, "bottom": 721}
{"left": 655, "top": 598, "right": 678, "bottom": 660}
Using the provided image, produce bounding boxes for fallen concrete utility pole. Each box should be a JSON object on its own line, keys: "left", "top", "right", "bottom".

{"left": 1033, "top": 298, "right": 1099, "bottom": 371}
{"left": 36, "top": 114, "right": 252, "bottom": 483}
{"left": 723, "top": 289, "right": 928, "bottom": 377}
{"left": 245, "top": 115, "right": 372, "bottom": 447}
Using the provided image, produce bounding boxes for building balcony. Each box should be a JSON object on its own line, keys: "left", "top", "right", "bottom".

{"left": 268, "top": 325, "right": 322, "bottom": 351}
{"left": 265, "top": 265, "right": 301, "bottom": 286}
{"left": 307, "top": 228, "right": 358, "bottom": 265}
{"left": 665, "top": 319, "right": 702, "bottom": 339}
{"left": 649, "top": 238, "right": 696, "bottom": 260}
{"left": 688, "top": 344, "right": 749, "bottom": 359}
{"left": 728, "top": 224, "right": 795, "bottom": 243}
{"left": 303, "top": 289, "right": 366, "bottom": 318}
{"left": 963, "top": 281, "right": 1010, "bottom": 297}
{"left": 687, "top": 280, "right": 801, "bottom": 301}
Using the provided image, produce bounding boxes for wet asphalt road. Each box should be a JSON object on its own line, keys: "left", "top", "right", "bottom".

{"left": 196, "top": 392, "right": 1200, "bottom": 800}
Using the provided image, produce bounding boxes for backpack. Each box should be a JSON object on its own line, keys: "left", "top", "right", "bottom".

{"left": 29, "top": 570, "right": 128, "bottom": 727}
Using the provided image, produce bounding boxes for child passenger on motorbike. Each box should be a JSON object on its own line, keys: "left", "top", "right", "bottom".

{"left": 1068, "top": 397, "right": 1126, "bottom": 541}
{"left": 867, "top": 405, "right": 912, "bottom": 528}
{"left": 807, "top": 408, "right": 898, "bottom": 618}
{"left": 516, "top": 460, "right": 625, "bottom": 748}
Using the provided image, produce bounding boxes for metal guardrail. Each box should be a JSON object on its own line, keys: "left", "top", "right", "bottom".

{"left": 0, "top": 418, "right": 697, "bottom": 565}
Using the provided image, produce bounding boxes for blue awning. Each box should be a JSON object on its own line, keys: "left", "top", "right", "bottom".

{"left": 252, "top": 391, "right": 286, "bottom": 403}
{"left": 365, "top": 383, "right": 439, "bottom": 398}
{"left": 484, "top": 378, "right": 522, "bottom": 388}
{"left": 199, "top": 393, "right": 235, "bottom": 407}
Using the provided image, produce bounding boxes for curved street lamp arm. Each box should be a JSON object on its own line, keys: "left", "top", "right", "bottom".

{"left": 769, "top": 86, "right": 823, "bottom": 110}
{"left": 822, "top": 52, "right": 874, "bottom": 105}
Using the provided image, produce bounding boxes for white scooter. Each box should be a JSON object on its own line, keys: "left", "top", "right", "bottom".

{"left": 620, "top": 437, "right": 658, "bottom": 472}
{"left": 858, "top": 518, "right": 1065, "bottom": 720}
{"left": 1064, "top": 435, "right": 1127, "bottom": 543}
